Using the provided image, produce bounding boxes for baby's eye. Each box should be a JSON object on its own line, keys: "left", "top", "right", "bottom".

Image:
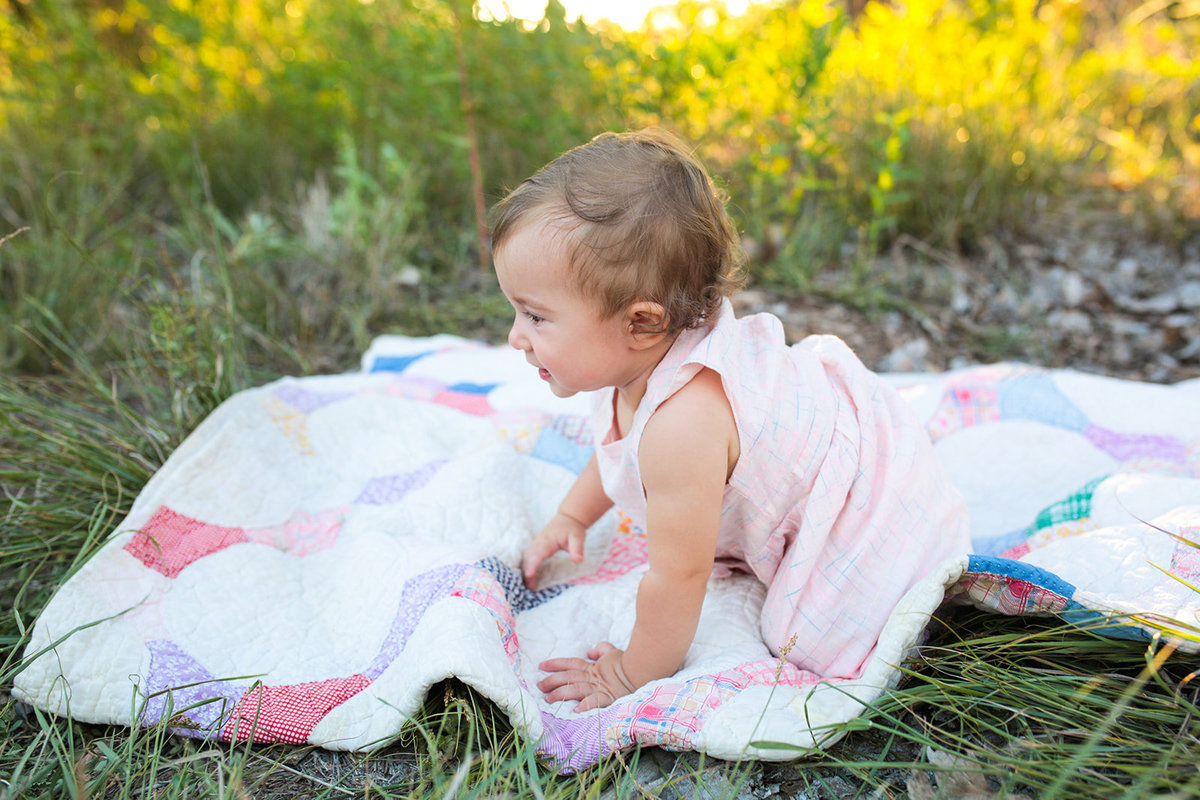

{"left": 526, "top": 312, "right": 545, "bottom": 325}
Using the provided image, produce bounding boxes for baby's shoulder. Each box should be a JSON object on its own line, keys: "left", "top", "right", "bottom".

{"left": 644, "top": 369, "right": 734, "bottom": 442}
{"left": 640, "top": 368, "right": 738, "bottom": 481}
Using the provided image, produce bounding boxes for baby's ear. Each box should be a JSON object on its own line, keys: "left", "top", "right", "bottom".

{"left": 626, "top": 301, "right": 669, "bottom": 349}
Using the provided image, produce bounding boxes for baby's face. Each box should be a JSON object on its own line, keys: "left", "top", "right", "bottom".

{"left": 494, "top": 217, "right": 636, "bottom": 398}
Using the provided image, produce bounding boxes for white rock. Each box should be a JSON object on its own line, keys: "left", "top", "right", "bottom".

{"left": 878, "top": 338, "right": 931, "bottom": 372}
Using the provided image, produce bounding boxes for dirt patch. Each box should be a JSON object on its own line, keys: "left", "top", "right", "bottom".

{"left": 736, "top": 213, "right": 1200, "bottom": 384}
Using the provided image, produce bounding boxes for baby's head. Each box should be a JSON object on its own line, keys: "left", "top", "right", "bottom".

{"left": 490, "top": 129, "right": 744, "bottom": 335}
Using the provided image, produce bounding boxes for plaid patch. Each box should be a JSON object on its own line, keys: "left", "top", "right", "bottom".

{"left": 603, "top": 659, "right": 824, "bottom": 753}
{"left": 946, "top": 572, "right": 1071, "bottom": 615}
{"left": 570, "top": 512, "right": 647, "bottom": 586}
{"left": 927, "top": 380, "right": 1002, "bottom": 442}
{"left": 549, "top": 414, "right": 594, "bottom": 446}
{"left": 451, "top": 566, "right": 525, "bottom": 667}
{"left": 1033, "top": 476, "right": 1104, "bottom": 531}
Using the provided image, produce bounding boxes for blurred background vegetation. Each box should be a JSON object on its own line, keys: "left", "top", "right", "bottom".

{"left": 1, "top": 0, "right": 1198, "bottom": 378}
{"left": 1, "top": 6, "right": 1198, "bottom": 793}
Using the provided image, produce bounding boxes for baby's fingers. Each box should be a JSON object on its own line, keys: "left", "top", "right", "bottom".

{"left": 572, "top": 692, "right": 605, "bottom": 713}
{"left": 538, "top": 672, "right": 595, "bottom": 703}
{"left": 521, "top": 539, "right": 561, "bottom": 588}
{"left": 586, "top": 641, "right": 617, "bottom": 661}
{"left": 566, "top": 527, "right": 586, "bottom": 563}
{"left": 538, "top": 656, "right": 590, "bottom": 675}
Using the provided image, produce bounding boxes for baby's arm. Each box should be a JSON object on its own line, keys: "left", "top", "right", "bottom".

{"left": 521, "top": 453, "right": 613, "bottom": 588}
{"left": 538, "top": 370, "right": 736, "bottom": 709}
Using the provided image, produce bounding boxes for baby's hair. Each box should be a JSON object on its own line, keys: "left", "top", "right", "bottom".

{"left": 489, "top": 129, "right": 745, "bottom": 335}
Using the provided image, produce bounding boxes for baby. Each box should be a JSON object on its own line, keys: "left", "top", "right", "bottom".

{"left": 490, "top": 129, "right": 972, "bottom": 712}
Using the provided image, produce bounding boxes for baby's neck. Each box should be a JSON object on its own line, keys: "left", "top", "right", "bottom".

{"left": 611, "top": 332, "right": 679, "bottom": 430}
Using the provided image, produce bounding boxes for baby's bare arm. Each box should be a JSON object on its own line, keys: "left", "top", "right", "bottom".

{"left": 521, "top": 453, "right": 612, "bottom": 588}
{"left": 537, "top": 371, "right": 738, "bottom": 710}
{"left": 621, "top": 369, "right": 735, "bottom": 687}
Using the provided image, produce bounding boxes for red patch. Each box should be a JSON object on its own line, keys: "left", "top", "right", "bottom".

{"left": 125, "top": 506, "right": 249, "bottom": 578}
{"left": 221, "top": 675, "right": 372, "bottom": 744}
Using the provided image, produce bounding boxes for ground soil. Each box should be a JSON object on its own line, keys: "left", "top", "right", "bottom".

{"left": 732, "top": 211, "right": 1200, "bottom": 386}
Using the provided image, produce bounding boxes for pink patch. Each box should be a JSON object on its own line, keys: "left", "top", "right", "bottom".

{"left": 245, "top": 508, "right": 346, "bottom": 556}
{"left": 125, "top": 506, "right": 249, "bottom": 578}
{"left": 1171, "top": 527, "right": 1200, "bottom": 580}
{"left": 434, "top": 389, "right": 495, "bottom": 416}
{"left": 221, "top": 674, "right": 372, "bottom": 744}
{"left": 609, "top": 660, "right": 821, "bottom": 751}
{"left": 451, "top": 570, "right": 522, "bottom": 666}
{"left": 927, "top": 382, "right": 1002, "bottom": 441}
{"left": 571, "top": 521, "right": 648, "bottom": 586}
{"left": 998, "top": 541, "right": 1031, "bottom": 560}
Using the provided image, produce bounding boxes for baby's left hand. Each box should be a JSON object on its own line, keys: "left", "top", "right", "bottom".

{"left": 537, "top": 641, "right": 637, "bottom": 712}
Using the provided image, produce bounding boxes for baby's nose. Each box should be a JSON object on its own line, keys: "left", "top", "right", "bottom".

{"left": 507, "top": 322, "right": 526, "bottom": 351}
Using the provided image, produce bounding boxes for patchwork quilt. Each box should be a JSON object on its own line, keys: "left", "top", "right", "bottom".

{"left": 12, "top": 334, "right": 1200, "bottom": 771}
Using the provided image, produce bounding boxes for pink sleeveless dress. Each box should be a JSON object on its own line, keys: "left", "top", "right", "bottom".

{"left": 591, "top": 298, "right": 971, "bottom": 679}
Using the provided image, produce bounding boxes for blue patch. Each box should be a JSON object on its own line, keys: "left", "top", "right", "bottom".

{"left": 448, "top": 382, "right": 498, "bottom": 395}
{"left": 963, "top": 554, "right": 1153, "bottom": 643}
{"left": 477, "top": 556, "right": 569, "bottom": 613}
{"left": 530, "top": 428, "right": 593, "bottom": 474}
{"left": 1059, "top": 610, "right": 1155, "bottom": 642}
{"left": 972, "top": 528, "right": 1029, "bottom": 557}
{"left": 370, "top": 352, "right": 433, "bottom": 373}
{"left": 996, "top": 374, "right": 1090, "bottom": 432}
{"left": 966, "top": 554, "right": 1080, "bottom": 598}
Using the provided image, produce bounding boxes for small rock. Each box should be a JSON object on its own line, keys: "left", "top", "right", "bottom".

{"left": 732, "top": 289, "right": 771, "bottom": 313}
{"left": 1110, "top": 318, "right": 1155, "bottom": 339}
{"left": 1178, "top": 281, "right": 1200, "bottom": 310}
{"left": 1164, "top": 313, "right": 1194, "bottom": 330}
{"left": 949, "top": 355, "right": 973, "bottom": 370}
{"left": 1127, "top": 292, "right": 1180, "bottom": 314}
{"left": 1081, "top": 241, "right": 1115, "bottom": 270}
{"left": 1115, "top": 257, "right": 1140, "bottom": 282}
{"left": 878, "top": 338, "right": 931, "bottom": 373}
{"left": 982, "top": 285, "right": 1021, "bottom": 323}
{"left": 1179, "top": 335, "right": 1200, "bottom": 360}
{"left": 1046, "top": 309, "right": 1092, "bottom": 337}
{"left": 951, "top": 284, "right": 973, "bottom": 315}
{"left": 1060, "top": 271, "right": 1089, "bottom": 307}
{"left": 394, "top": 265, "right": 422, "bottom": 286}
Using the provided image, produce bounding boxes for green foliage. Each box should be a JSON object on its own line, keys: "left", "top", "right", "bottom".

{"left": 4, "top": 0, "right": 1199, "bottom": 371}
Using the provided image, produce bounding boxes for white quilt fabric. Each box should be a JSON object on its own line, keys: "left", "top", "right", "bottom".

{"left": 12, "top": 334, "right": 1200, "bottom": 770}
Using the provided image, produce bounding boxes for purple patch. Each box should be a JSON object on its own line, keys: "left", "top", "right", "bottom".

{"left": 537, "top": 706, "right": 623, "bottom": 773}
{"left": 1085, "top": 425, "right": 1188, "bottom": 464}
{"left": 355, "top": 460, "right": 447, "bottom": 505}
{"left": 274, "top": 384, "right": 353, "bottom": 415}
{"left": 142, "top": 640, "right": 246, "bottom": 734}
{"left": 364, "top": 564, "right": 467, "bottom": 679}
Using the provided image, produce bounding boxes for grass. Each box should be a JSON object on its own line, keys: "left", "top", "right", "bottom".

{"left": 2, "top": 4, "right": 1198, "bottom": 790}
{"left": 2, "top": 296, "right": 1200, "bottom": 799}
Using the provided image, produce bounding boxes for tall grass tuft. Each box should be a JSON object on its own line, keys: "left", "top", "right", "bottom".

{"left": 3, "top": 305, "right": 1199, "bottom": 795}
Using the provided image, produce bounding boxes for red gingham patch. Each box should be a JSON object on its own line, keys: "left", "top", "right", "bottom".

{"left": 947, "top": 573, "right": 1070, "bottom": 615}
{"left": 221, "top": 674, "right": 372, "bottom": 744}
{"left": 125, "top": 506, "right": 249, "bottom": 578}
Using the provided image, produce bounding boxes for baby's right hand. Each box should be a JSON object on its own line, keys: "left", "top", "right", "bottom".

{"left": 521, "top": 511, "right": 587, "bottom": 589}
